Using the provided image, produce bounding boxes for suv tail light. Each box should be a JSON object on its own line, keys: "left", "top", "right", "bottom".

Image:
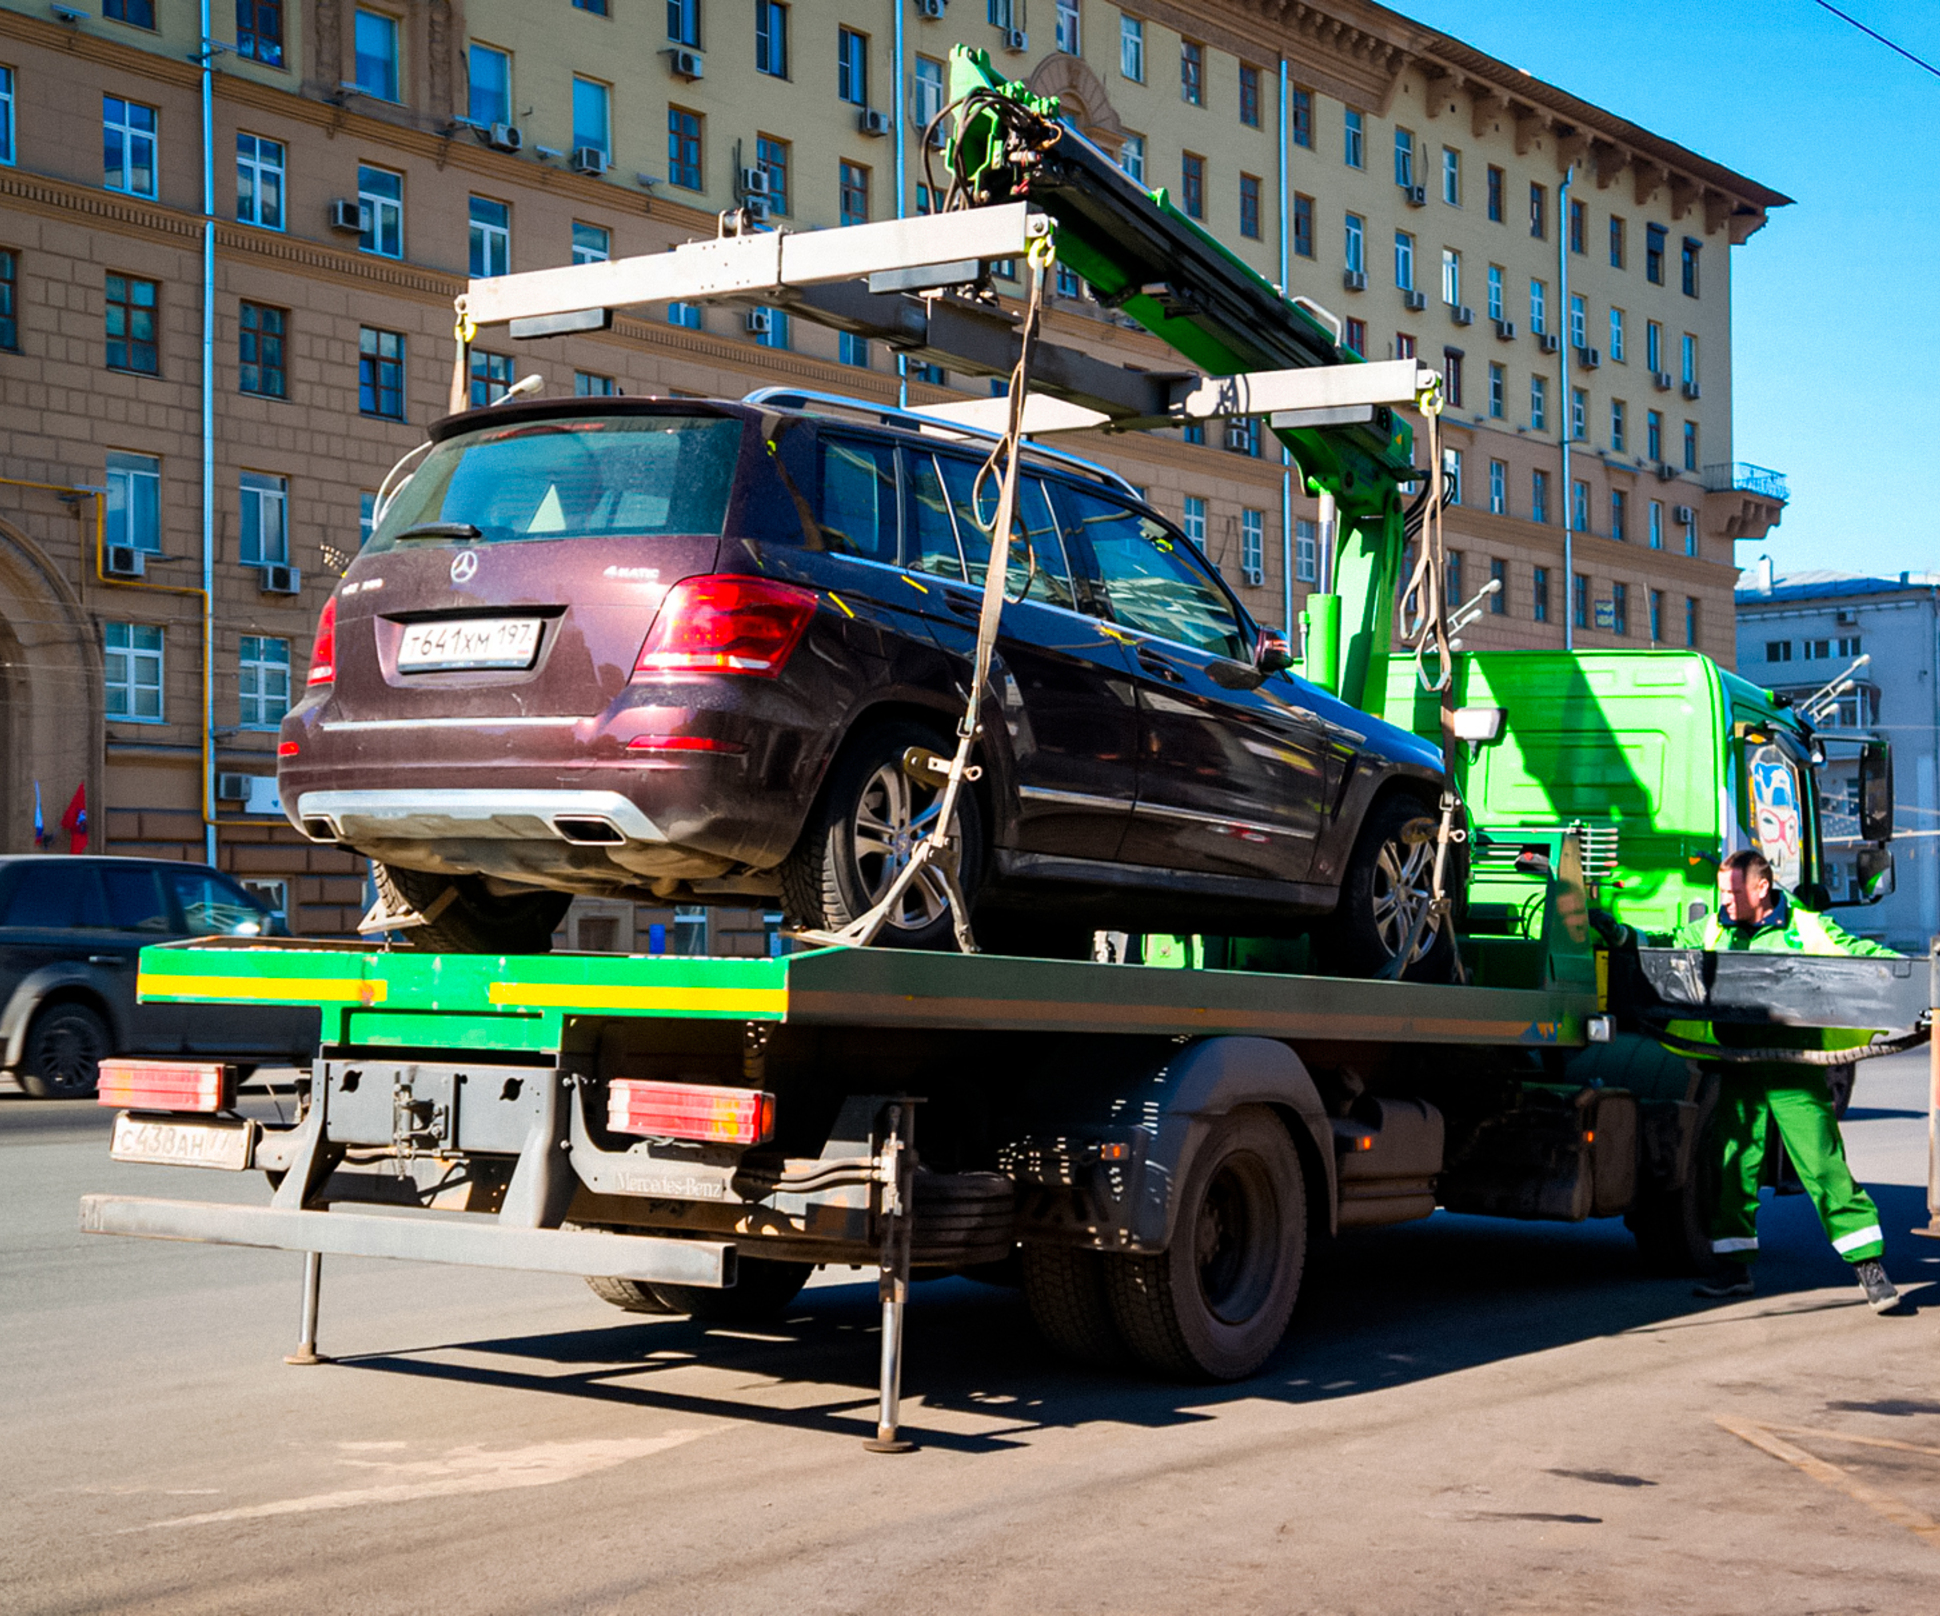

{"left": 306, "top": 595, "right": 338, "bottom": 686}
{"left": 98, "top": 1059, "right": 237, "bottom": 1113}
{"left": 632, "top": 575, "right": 818, "bottom": 679}
{"left": 607, "top": 1079, "right": 776, "bottom": 1145}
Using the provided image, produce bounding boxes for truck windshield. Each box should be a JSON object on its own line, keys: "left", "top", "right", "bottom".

{"left": 367, "top": 415, "right": 742, "bottom": 550}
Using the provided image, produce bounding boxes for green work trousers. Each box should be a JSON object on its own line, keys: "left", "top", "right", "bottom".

{"left": 1709, "top": 1065, "right": 1884, "bottom": 1266}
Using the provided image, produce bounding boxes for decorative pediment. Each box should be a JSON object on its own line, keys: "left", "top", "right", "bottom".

{"left": 1026, "top": 56, "right": 1129, "bottom": 157}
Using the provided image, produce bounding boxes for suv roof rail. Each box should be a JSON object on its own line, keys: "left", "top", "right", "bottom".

{"left": 741, "top": 386, "right": 1142, "bottom": 501}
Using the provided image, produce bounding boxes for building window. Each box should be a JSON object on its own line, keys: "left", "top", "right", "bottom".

{"left": 103, "top": 0, "right": 157, "bottom": 27}
{"left": 1486, "top": 164, "right": 1503, "bottom": 222}
{"left": 915, "top": 55, "right": 946, "bottom": 131}
{"left": 1181, "top": 153, "right": 1205, "bottom": 220}
{"left": 1609, "top": 307, "right": 1626, "bottom": 362}
{"left": 107, "top": 452, "right": 161, "bottom": 552}
{"left": 1443, "top": 448, "right": 1463, "bottom": 505}
{"left": 1488, "top": 458, "right": 1506, "bottom": 514}
{"left": 1441, "top": 247, "right": 1460, "bottom": 306}
{"left": 1529, "top": 182, "right": 1546, "bottom": 240}
{"left": 1529, "top": 277, "right": 1546, "bottom": 335}
{"left": 353, "top": 9, "right": 399, "bottom": 101}
{"left": 359, "top": 492, "right": 377, "bottom": 547}
{"left": 1646, "top": 320, "right": 1662, "bottom": 374}
{"left": 1681, "top": 236, "right": 1701, "bottom": 298}
{"left": 1646, "top": 409, "right": 1663, "bottom": 462}
{"left": 1649, "top": 589, "right": 1663, "bottom": 643}
{"left": 1682, "top": 507, "right": 1697, "bottom": 556}
{"left": 1570, "top": 479, "right": 1590, "bottom": 533}
{"left": 1056, "top": 0, "right": 1081, "bottom": 57}
{"left": 1392, "top": 127, "right": 1414, "bottom": 189}
{"left": 1343, "top": 317, "right": 1366, "bottom": 357}
{"left": 358, "top": 326, "right": 405, "bottom": 419}
{"left": 1570, "top": 387, "right": 1587, "bottom": 441}
{"left": 1681, "top": 332, "right": 1698, "bottom": 386}
{"left": 1290, "top": 87, "right": 1312, "bottom": 149}
{"left": 1239, "top": 63, "right": 1261, "bottom": 128}
{"left": 468, "top": 42, "right": 511, "bottom": 125}
{"left": 575, "top": 370, "right": 617, "bottom": 395}
{"left": 1530, "top": 374, "right": 1547, "bottom": 433}
{"left": 239, "top": 301, "right": 286, "bottom": 397}
{"left": 1440, "top": 145, "right": 1460, "bottom": 207}
{"left": 239, "top": 471, "right": 288, "bottom": 565}
{"left": 1487, "top": 363, "right": 1504, "bottom": 419}
{"left": 1119, "top": 134, "right": 1145, "bottom": 184}
{"left": 0, "top": 64, "right": 13, "bottom": 166}
{"left": 1120, "top": 15, "right": 1144, "bottom": 81}
{"left": 574, "top": 77, "right": 611, "bottom": 158}
{"left": 1573, "top": 573, "right": 1589, "bottom": 631}
{"left": 105, "top": 623, "right": 164, "bottom": 722}
{"left": 0, "top": 249, "right": 15, "bottom": 353}
{"left": 1240, "top": 508, "right": 1264, "bottom": 584}
{"left": 1182, "top": 496, "right": 1207, "bottom": 549}
{"left": 105, "top": 273, "right": 158, "bottom": 373}
{"left": 1442, "top": 349, "right": 1463, "bottom": 409}
{"left": 1490, "top": 557, "right": 1507, "bottom": 614}
{"left": 1532, "top": 566, "right": 1550, "bottom": 623}
{"left": 746, "top": 135, "right": 789, "bottom": 216}
{"left": 1055, "top": 263, "right": 1081, "bottom": 299}
{"left": 1487, "top": 264, "right": 1503, "bottom": 321}
{"left": 1686, "top": 597, "right": 1699, "bottom": 647}
{"left": 838, "top": 27, "right": 868, "bottom": 106}
{"left": 1295, "top": 517, "right": 1317, "bottom": 583}
{"left": 1612, "top": 581, "right": 1629, "bottom": 636}
{"left": 1181, "top": 40, "right": 1204, "bottom": 106}
{"left": 1344, "top": 212, "right": 1364, "bottom": 275}
{"left": 1238, "top": 172, "right": 1260, "bottom": 239}
{"left": 667, "top": 107, "right": 702, "bottom": 191}
{"left": 1609, "top": 215, "right": 1625, "bottom": 269}
{"left": 1395, "top": 333, "right": 1416, "bottom": 360}
{"left": 469, "top": 349, "right": 514, "bottom": 406}
{"left": 839, "top": 331, "right": 869, "bottom": 368}
{"left": 1682, "top": 420, "right": 1698, "bottom": 472}
{"left": 238, "top": 636, "right": 291, "bottom": 729}
{"left": 236, "top": 133, "right": 285, "bottom": 229}
{"left": 1393, "top": 231, "right": 1414, "bottom": 290}
{"left": 1568, "top": 293, "right": 1586, "bottom": 350}
{"left": 667, "top": 302, "right": 702, "bottom": 330}
{"left": 1610, "top": 487, "right": 1628, "bottom": 543}
{"left": 756, "top": 0, "right": 789, "bottom": 78}
{"left": 1646, "top": 223, "right": 1666, "bottom": 284}
{"left": 1610, "top": 399, "right": 1626, "bottom": 452}
{"left": 1648, "top": 499, "right": 1663, "bottom": 549}
{"left": 1181, "top": 421, "right": 1205, "bottom": 445}
{"left": 574, "top": 0, "right": 609, "bottom": 12}
{"left": 1293, "top": 193, "right": 1314, "bottom": 258}
{"left": 103, "top": 96, "right": 157, "bottom": 197}
{"left": 357, "top": 165, "right": 403, "bottom": 257}
{"left": 839, "top": 159, "right": 869, "bottom": 225}
{"left": 1446, "top": 550, "right": 1463, "bottom": 603}
{"left": 755, "top": 306, "right": 790, "bottom": 349}
{"left": 1531, "top": 469, "right": 1549, "bottom": 525}
{"left": 1343, "top": 108, "right": 1363, "bottom": 168}
{"left": 469, "top": 196, "right": 510, "bottom": 277}
{"left": 572, "top": 221, "right": 609, "bottom": 263}
{"left": 667, "top": 0, "right": 699, "bottom": 47}
{"left": 1568, "top": 197, "right": 1585, "bottom": 254}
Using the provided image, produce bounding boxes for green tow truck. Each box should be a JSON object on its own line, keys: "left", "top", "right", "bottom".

{"left": 80, "top": 51, "right": 1925, "bottom": 1448}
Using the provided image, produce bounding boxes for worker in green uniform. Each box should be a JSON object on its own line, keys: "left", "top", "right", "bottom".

{"left": 1597, "top": 849, "right": 1903, "bottom": 1312}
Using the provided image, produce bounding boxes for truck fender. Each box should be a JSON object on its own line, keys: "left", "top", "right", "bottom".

{"left": 1133, "top": 1036, "right": 1338, "bottom": 1249}
{"left": 0, "top": 966, "right": 124, "bottom": 1071}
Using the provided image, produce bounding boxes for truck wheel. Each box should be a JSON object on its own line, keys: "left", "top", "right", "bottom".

{"left": 1627, "top": 1105, "right": 1720, "bottom": 1276}
{"left": 374, "top": 862, "right": 570, "bottom": 955}
{"left": 1021, "top": 1244, "right": 1127, "bottom": 1367}
{"left": 1320, "top": 795, "right": 1457, "bottom": 983}
{"left": 19, "top": 1002, "right": 110, "bottom": 1099}
{"left": 781, "top": 721, "right": 984, "bottom": 950}
{"left": 584, "top": 1275, "right": 678, "bottom": 1315}
{"left": 1104, "top": 1107, "right": 1306, "bottom": 1381}
{"left": 652, "top": 1257, "right": 814, "bottom": 1323}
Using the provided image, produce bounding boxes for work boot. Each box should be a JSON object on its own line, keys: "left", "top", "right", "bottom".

{"left": 1694, "top": 1267, "right": 1755, "bottom": 1299}
{"left": 1853, "top": 1259, "right": 1901, "bottom": 1314}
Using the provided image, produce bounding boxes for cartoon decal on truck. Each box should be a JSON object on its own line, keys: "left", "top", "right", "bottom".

{"left": 1748, "top": 744, "right": 1804, "bottom": 890}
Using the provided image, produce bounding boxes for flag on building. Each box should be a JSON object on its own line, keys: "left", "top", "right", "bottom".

{"left": 61, "top": 784, "right": 89, "bottom": 855}
{"left": 32, "top": 780, "right": 47, "bottom": 847}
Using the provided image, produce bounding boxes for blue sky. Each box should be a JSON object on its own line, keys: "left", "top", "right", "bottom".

{"left": 1399, "top": 1, "right": 1935, "bottom": 581}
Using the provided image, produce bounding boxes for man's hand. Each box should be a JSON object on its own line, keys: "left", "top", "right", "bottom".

{"left": 1589, "top": 908, "right": 1630, "bottom": 948}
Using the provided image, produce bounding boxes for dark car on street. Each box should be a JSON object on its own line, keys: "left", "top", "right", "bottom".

{"left": 279, "top": 391, "right": 1451, "bottom": 972}
{"left": 0, "top": 856, "right": 318, "bottom": 1098}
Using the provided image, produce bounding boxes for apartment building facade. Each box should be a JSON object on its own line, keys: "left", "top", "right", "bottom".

{"left": 0, "top": 0, "right": 1787, "bottom": 936}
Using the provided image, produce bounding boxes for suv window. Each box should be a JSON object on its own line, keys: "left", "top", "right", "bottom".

{"left": 934, "top": 457, "right": 1076, "bottom": 610}
{"left": 1060, "top": 487, "right": 1247, "bottom": 658}
{"left": 168, "top": 869, "right": 272, "bottom": 936}
{"left": 0, "top": 864, "right": 107, "bottom": 928}
{"left": 100, "top": 865, "right": 174, "bottom": 933}
{"left": 818, "top": 435, "right": 899, "bottom": 563}
{"left": 904, "top": 451, "right": 965, "bottom": 580}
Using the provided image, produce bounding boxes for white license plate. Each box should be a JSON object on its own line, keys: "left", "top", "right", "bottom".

{"left": 397, "top": 617, "right": 542, "bottom": 671}
{"left": 111, "top": 1112, "right": 256, "bottom": 1171}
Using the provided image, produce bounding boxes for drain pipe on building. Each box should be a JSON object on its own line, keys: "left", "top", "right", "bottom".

{"left": 1277, "top": 56, "right": 1294, "bottom": 643}
{"left": 893, "top": 0, "right": 907, "bottom": 411}
{"left": 1558, "top": 162, "right": 1573, "bottom": 652}
{"left": 198, "top": 0, "right": 219, "bottom": 863}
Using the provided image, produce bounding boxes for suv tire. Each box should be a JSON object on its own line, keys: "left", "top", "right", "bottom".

{"left": 781, "top": 721, "right": 984, "bottom": 950}
{"left": 1320, "top": 794, "right": 1458, "bottom": 982}
{"left": 374, "top": 863, "right": 571, "bottom": 955}
{"left": 20, "top": 1002, "right": 110, "bottom": 1099}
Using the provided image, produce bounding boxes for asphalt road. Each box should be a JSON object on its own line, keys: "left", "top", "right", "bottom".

{"left": 5, "top": 1057, "right": 1939, "bottom": 1615}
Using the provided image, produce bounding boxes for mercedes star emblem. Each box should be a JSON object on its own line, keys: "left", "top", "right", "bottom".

{"left": 449, "top": 549, "right": 479, "bottom": 584}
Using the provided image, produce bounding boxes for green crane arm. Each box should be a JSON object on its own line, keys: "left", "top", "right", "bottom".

{"left": 945, "top": 46, "right": 1417, "bottom": 709}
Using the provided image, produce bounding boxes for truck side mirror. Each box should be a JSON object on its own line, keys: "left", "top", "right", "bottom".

{"left": 1859, "top": 741, "right": 1893, "bottom": 843}
{"left": 1856, "top": 844, "right": 1895, "bottom": 903}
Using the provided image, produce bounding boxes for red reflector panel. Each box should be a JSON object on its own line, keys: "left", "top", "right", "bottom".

{"left": 632, "top": 575, "right": 817, "bottom": 679}
{"left": 625, "top": 734, "right": 746, "bottom": 754}
{"left": 607, "top": 1080, "right": 775, "bottom": 1145}
{"left": 277, "top": 740, "right": 300, "bottom": 757}
{"left": 306, "top": 594, "right": 338, "bottom": 686}
{"left": 98, "top": 1060, "right": 235, "bottom": 1113}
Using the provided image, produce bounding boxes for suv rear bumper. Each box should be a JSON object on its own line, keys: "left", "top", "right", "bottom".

{"left": 295, "top": 788, "right": 666, "bottom": 849}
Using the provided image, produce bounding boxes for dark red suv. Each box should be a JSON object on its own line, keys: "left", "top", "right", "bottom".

{"left": 280, "top": 392, "right": 1450, "bottom": 971}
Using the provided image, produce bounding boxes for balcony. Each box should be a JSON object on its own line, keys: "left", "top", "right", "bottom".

{"left": 1701, "top": 462, "right": 1789, "bottom": 503}
{"left": 1701, "top": 462, "right": 1788, "bottom": 543}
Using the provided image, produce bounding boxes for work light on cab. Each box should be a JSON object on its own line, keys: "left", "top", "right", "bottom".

{"left": 631, "top": 575, "right": 818, "bottom": 679}
{"left": 607, "top": 1079, "right": 776, "bottom": 1145}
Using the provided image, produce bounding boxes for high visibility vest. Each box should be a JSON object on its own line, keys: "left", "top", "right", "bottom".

{"left": 1696, "top": 905, "right": 1850, "bottom": 957}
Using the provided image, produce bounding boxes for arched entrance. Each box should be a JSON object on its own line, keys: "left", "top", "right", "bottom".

{"left": 1025, "top": 55, "right": 1131, "bottom": 159}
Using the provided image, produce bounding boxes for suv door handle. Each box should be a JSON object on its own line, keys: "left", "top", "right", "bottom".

{"left": 88, "top": 955, "right": 123, "bottom": 965}
{"left": 1134, "top": 646, "right": 1189, "bottom": 683}
{"left": 944, "top": 593, "right": 982, "bottom": 618}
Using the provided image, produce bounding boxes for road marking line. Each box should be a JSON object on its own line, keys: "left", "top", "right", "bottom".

{"left": 125, "top": 1430, "right": 707, "bottom": 1530}
{"left": 1716, "top": 1416, "right": 1940, "bottom": 1549}
{"left": 1764, "top": 1424, "right": 1940, "bottom": 1461}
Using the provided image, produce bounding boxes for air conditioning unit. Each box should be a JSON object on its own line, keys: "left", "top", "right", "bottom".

{"left": 216, "top": 772, "right": 253, "bottom": 803}
{"left": 105, "top": 544, "right": 146, "bottom": 579}
{"left": 858, "top": 108, "right": 892, "bottom": 138}
{"left": 666, "top": 47, "right": 704, "bottom": 80}
{"left": 1243, "top": 565, "right": 1266, "bottom": 587}
{"left": 1224, "top": 422, "right": 1254, "bottom": 452}
{"left": 916, "top": 0, "right": 947, "bottom": 17}
{"left": 745, "top": 308, "right": 773, "bottom": 336}
{"left": 1674, "top": 504, "right": 1695, "bottom": 525}
{"left": 1577, "top": 346, "right": 1601, "bottom": 370}
{"left": 1402, "top": 183, "right": 1427, "bottom": 207}
{"left": 1001, "top": 26, "right": 1028, "bottom": 53}
{"left": 261, "top": 562, "right": 301, "bottom": 595}
{"left": 327, "top": 198, "right": 362, "bottom": 233}
{"left": 1402, "top": 288, "right": 1426, "bottom": 312}
{"left": 1653, "top": 370, "right": 1674, "bottom": 391}
{"left": 1341, "top": 269, "right": 1368, "bottom": 292}
{"left": 487, "top": 122, "right": 523, "bottom": 154}
{"left": 1452, "top": 305, "right": 1474, "bottom": 326}
{"left": 1656, "top": 463, "right": 1678, "bottom": 482}
{"left": 738, "top": 166, "right": 770, "bottom": 197}
{"left": 1537, "top": 331, "right": 1560, "bottom": 353}
{"left": 1681, "top": 379, "right": 1702, "bottom": 400}
{"left": 571, "top": 146, "right": 610, "bottom": 175}
{"left": 1493, "top": 318, "right": 1516, "bottom": 340}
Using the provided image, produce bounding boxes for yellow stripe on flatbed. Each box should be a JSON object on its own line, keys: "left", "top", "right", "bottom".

{"left": 488, "top": 982, "right": 788, "bottom": 1015}
{"left": 139, "top": 974, "right": 387, "bottom": 1004}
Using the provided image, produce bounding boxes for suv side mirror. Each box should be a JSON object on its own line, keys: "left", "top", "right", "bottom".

{"left": 1254, "top": 632, "right": 1294, "bottom": 675}
{"left": 1859, "top": 740, "right": 1893, "bottom": 843}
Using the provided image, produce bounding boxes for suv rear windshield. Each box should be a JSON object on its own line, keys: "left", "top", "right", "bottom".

{"left": 368, "top": 415, "right": 743, "bottom": 550}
